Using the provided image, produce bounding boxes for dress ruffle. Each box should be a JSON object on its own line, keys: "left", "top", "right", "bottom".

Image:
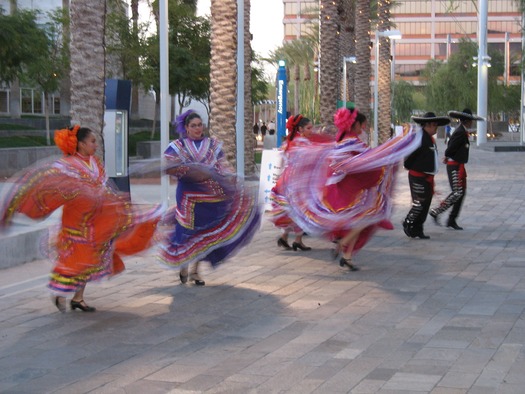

{"left": 1, "top": 156, "right": 161, "bottom": 295}
{"left": 268, "top": 131, "right": 421, "bottom": 250}
{"left": 158, "top": 138, "right": 261, "bottom": 268}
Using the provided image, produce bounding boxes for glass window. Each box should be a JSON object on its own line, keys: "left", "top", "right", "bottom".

{"left": 396, "top": 22, "right": 431, "bottom": 36}
{"left": 53, "top": 96, "right": 61, "bottom": 115}
{"left": 398, "top": 64, "right": 425, "bottom": 77}
{"left": 396, "top": 43, "right": 432, "bottom": 57}
{"left": 21, "top": 89, "right": 33, "bottom": 114}
{"left": 0, "top": 90, "right": 8, "bottom": 113}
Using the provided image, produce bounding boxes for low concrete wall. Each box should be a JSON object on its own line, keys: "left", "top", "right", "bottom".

{"left": 0, "top": 225, "right": 48, "bottom": 269}
{"left": 0, "top": 146, "right": 61, "bottom": 178}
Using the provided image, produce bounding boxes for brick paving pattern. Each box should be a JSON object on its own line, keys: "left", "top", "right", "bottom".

{"left": 0, "top": 145, "right": 524, "bottom": 393}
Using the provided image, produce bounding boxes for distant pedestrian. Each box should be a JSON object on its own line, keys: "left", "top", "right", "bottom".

{"left": 253, "top": 123, "right": 259, "bottom": 136}
{"left": 268, "top": 120, "right": 276, "bottom": 135}
{"left": 260, "top": 122, "right": 267, "bottom": 140}
{"left": 430, "top": 108, "right": 484, "bottom": 230}
{"left": 403, "top": 112, "right": 450, "bottom": 239}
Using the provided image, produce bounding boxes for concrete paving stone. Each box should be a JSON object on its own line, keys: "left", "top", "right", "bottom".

{"left": 206, "top": 374, "right": 268, "bottom": 393}
{"left": 241, "top": 354, "right": 296, "bottom": 377}
{"left": 313, "top": 356, "right": 384, "bottom": 392}
{"left": 252, "top": 362, "right": 317, "bottom": 392}
{"left": 437, "top": 371, "right": 480, "bottom": 390}
{"left": 414, "top": 347, "right": 464, "bottom": 363}
{"left": 52, "top": 373, "right": 123, "bottom": 394}
{"left": 177, "top": 373, "right": 226, "bottom": 391}
{"left": 303, "top": 358, "right": 351, "bottom": 379}
{"left": 145, "top": 363, "right": 210, "bottom": 384}
{"left": 382, "top": 371, "right": 442, "bottom": 391}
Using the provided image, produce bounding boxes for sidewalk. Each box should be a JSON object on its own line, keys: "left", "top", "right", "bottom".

{"left": 1, "top": 145, "right": 525, "bottom": 393}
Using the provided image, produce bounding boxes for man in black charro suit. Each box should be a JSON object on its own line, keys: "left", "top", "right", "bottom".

{"left": 403, "top": 112, "right": 450, "bottom": 239}
{"left": 429, "top": 108, "right": 485, "bottom": 230}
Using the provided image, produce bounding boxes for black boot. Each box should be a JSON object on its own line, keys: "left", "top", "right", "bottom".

{"left": 447, "top": 219, "right": 463, "bottom": 230}
{"left": 429, "top": 209, "right": 441, "bottom": 226}
{"left": 402, "top": 219, "right": 414, "bottom": 238}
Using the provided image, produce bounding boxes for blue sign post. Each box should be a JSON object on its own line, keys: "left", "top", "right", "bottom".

{"left": 276, "top": 60, "right": 287, "bottom": 148}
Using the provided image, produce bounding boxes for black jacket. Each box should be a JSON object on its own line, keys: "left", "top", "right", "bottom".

{"left": 445, "top": 124, "right": 469, "bottom": 163}
{"left": 404, "top": 130, "right": 438, "bottom": 173}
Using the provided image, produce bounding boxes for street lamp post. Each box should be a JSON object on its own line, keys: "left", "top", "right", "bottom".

{"left": 373, "top": 29, "right": 402, "bottom": 147}
{"left": 342, "top": 56, "right": 356, "bottom": 108}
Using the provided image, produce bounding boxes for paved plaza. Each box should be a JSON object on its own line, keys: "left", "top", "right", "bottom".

{"left": 1, "top": 144, "right": 525, "bottom": 393}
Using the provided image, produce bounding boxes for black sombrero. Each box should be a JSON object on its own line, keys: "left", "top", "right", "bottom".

{"left": 447, "top": 108, "right": 485, "bottom": 121}
{"left": 411, "top": 112, "right": 450, "bottom": 126}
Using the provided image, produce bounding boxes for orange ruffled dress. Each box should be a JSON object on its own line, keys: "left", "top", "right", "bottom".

{"left": 1, "top": 154, "right": 161, "bottom": 295}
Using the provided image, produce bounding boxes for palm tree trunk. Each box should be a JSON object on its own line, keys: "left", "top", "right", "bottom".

{"left": 354, "top": 0, "right": 371, "bottom": 120}
{"left": 340, "top": 0, "right": 355, "bottom": 105}
{"left": 319, "top": 0, "right": 340, "bottom": 125}
{"left": 210, "top": 0, "right": 238, "bottom": 167}
{"left": 70, "top": 0, "right": 107, "bottom": 156}
{"left": 243, "top": 0, "right": 256, "bottom": 175}
{"left": 377, "top": 1, "right": 393, "bottom": 144}
{"left": 59, "top": 0, "right": 71, "bottom": 117}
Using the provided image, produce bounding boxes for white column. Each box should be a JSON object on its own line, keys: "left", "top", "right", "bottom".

{"left": 476, "top": 0, "right": 488, "bottom": 145}
{"left": 159, "top": 0, "right": 170, "bottom": 205}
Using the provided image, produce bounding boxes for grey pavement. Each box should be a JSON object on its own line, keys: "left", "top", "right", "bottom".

{"left": 1, "top": 142, "right": 525, "bottom": 393}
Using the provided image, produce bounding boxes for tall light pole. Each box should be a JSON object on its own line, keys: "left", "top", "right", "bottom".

{"left": 476, "top": 0, "right": 489, "bottom": 146}
{"left": 342, "top": 56, "right": 356, "bottom": 108}
{"left": 159, "top": 0, "right": 170, "bottom": 206}
{"left": 373, "top": 29, "right": 402, "bottom": 147}
{"left": 235, "top": 0, "right": 244, "bottom": 176}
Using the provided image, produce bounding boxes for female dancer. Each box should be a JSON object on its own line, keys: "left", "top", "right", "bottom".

{"left": 159, "top": 110, "right": 261, "bottom": 285}
{"left": 270, "top": 114, "right": 314, "bottom": 251}
{"left": 1, "top": 126, "right": 161, "bottom": 312}
{"left": 276, "top": 107, "right": 421, "bottom": 271}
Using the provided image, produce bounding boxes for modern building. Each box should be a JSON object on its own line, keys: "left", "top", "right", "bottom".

{"left": 282, "top": 0, "right": 523, "bottom": 86}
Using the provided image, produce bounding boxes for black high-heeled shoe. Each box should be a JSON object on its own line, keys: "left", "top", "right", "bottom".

{"left": 70, "top": 299, "right": 96, "bottom": 312}
{"left": 277, "top": 238, "right": 292, "bottom": 250}
{"left": 190, "top": 273, "right": 205, "bottom": 286}
{"left": 179, "top": 267, "right": 188, "bottom": 284}
{"left": 339, "top": 257, "right": 360, "bottom": 271}
{"left": 292, "top": 242, "right": 311, "bottom": 251}
{"left": 54, "top": 296, "right": 66, "bottom": 313}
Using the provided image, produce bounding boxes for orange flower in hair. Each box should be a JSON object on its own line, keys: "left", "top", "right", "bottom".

{"left": 54, "top": 125, "right": 80, "bottom": 155}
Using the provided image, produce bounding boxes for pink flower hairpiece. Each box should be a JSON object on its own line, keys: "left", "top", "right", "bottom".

{"left": 334, "top": 108, "right": 358, "bottom": 141}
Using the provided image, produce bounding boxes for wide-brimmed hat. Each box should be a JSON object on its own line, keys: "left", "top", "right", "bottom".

{"left": 411, "top": 112, "right": 450, "bottom": 126}
{"left": 448, "top": 108, "right": 485, "bottom": 121}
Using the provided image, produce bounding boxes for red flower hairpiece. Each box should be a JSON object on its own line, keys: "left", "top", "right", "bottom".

{"left": 54, "top": 125, "right": 80, "bottom": 155}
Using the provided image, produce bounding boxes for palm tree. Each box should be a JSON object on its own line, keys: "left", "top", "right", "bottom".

{"left": 243, "top": 0, "right": 256, "bottom": 175}
{"left": 210, "top": 0, "right": 238, "bottom": 166}
{"left": 354, "top": 0, "right": 371, "bottom": 119}
{"left": 69, "top": 0, "right": 106, "bottom": 155}
{"left": 339, "top": 0, "right": 355, "bottom": 105}
{"left": 319, "top": 0, "right": 340, "bottom": 125}
{"left": 377, "top": 0, "right": 393, "bottom": 144}
{"left": 269, "top": 37, "right": 318, "bottom": 122}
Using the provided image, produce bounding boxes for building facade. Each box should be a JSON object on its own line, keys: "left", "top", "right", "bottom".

{"left": 282, "top": 0, "right": 523, "bottom": 85}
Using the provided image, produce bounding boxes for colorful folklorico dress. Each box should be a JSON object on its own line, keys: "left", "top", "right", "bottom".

{"left": 274, "top": 131, "right": 422, "bottom": 251}
{"left": 159, "top": 137, "right": 261, "bottom": 268}
{"left": 0, "top": 154, "right": 161, "bottom": 295}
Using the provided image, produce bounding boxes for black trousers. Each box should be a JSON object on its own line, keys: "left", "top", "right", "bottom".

{"left": 404, "top": 173, "right": 433, "bottom": 233}
{"left": 434, "top": 163, "right": 466, "bottom": 221}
